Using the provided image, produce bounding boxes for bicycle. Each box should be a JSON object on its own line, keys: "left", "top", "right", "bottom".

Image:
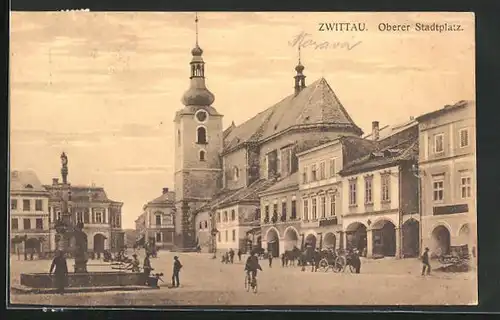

{"left": 244, "top": 273, "right": 258, "bottom": 293}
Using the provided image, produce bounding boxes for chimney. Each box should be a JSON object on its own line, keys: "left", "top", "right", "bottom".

{"left": 52, "top": 178, "right": 59, "bottom": 185}
{"left": 162, "top": 187, "right": 169, "bottom": 194}
{"left": 372, "top": 121, "right": 380, "bottom": 141}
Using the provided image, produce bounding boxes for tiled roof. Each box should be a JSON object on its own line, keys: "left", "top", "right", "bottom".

{"left": 44, "top": 184, "right": 119, "bottom": 203}
{"left": 146, "top": 191, "right": 175, "bottom": 206}
{"left": 295, "top": 137, "right": 337, "bottom": 155}
{"left": 223, "top": 78, "right": 362, "bottom": 153}
{"left": 193, "top": 188, "right": 242, "bottom": 214}
{"left": 259, "top": 172, "right": 299, "bottom": 195}
{"left": 216, "top": 179, "right": 277, "bottom": 208}
{"left": 364, "top": 119, "right": 417, "bottom": 141}
{"left": 416, "top": 100, "right": 472, "bottom": 122}
{"left": 10, "top": 170, "right": 47, "bottom": 193}
{"left": 339, "top": 137, "right": 418, "bottom": 176}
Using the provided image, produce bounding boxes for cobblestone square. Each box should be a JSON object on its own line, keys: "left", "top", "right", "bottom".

{"left": 10, "top": 250, "right": 477, "bottom": 306}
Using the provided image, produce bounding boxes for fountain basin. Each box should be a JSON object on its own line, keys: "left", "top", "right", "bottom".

{"left": 20, "top": 272, "right": 145, "bottom": 288}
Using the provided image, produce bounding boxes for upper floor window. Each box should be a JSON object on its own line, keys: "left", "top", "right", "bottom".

{"left": 329, "top": 158, "right": 337, "bottom": 177}
{"left": 36, "top": 218, "right": 43, "bottom": 230}
{"left": 231, "top": 210, "right": 236, "bottom": 221}
{"left": 291, "top": 200, "right": 297, "bottom": 219}
{"left": 280, "top": 148, "right": 292, "bottom": 176}
{"left": 77, "top": 211, "right": 83, "bottom": 223}
{"left": 303, "top": 199, "right": 309, "bottom": 221}
{"left": 199, "top": 221, "right": 203, "bottom": 229}
{"left": 196, "top": 126, "right": 207, "bottom": 144}
{"left": 349, "top": 180, "right": 357, "bottom": 206}
{"left": 199, "top": 150, "right": 206, "bottom": 161}
{"left": 365, "top": 177, "right": 373, "bottom": 204}
{"left": 434, "top": 133, "right": 444, "bottom": 154}
{"left": 177, "top": 129, "right": 181, "bottom": 146}
{"left": 459, "top": 128, "right": 470, "bottom": 148}
{"left": 461, "top": 174, "right": 472, "bottom": 199}
{"left": 433, "top": 177, "right": 444, "bottom": 202}
{"left": 223, "top": 211, "right": 228, "bottom": 222}
{"left": 381, "top": 174, "right": 391, "bottom": 202}
{"left": 320, "top": 196, "right": 326, "bottom": 218}
{"left": 84, "top": 210, "right": 90, "bottom": 224}
{"left": 11, "top": 199, "right": 17, "bottom": 210}
{"left": 95, "top": 211, "right": 103, "bottom": 223}
{"left": 264, "top": 205, "right": 270, "bottom": 220}
{"left": 272, "top": 203, "right": 278, "bottom": 219}
{"left": 281, "top": 201, "right": 287, "bottom": 220}
{"left": 302, "top": 166, "right": 308, "bottom": 184}
{"left": 155, "top": 214, "right": 162, "bottom": 226}
{"left": 218, "top": 232, "right": 221, "bottom": 242}
{"left": 311, "top": 198, "right": 317, "bottom": 220}
{"left": 35, "top": 199, "right": 43, "bottom": 211}
{"left": 232, "top": 229, "right": 236, "bottom": 241}
{"left": 329, "top": 194, "right": 336, "bottom": 216}
{"left": 311, "top": 165, "right": 317, "bottom": 181}
{"left": 156, "top": 232, "right": 162, "bottom": 242}
{"left": 233, "top": 167, "right": 239, "bottom": 181}
{"left": 267, "top": 150, "right": 278, "bottom": 177}
{"left": 11, "top": 218, "right": 18, "bottom": 230}
{"left": 204, "top": 220, "right": 208, "bottom": 228}
{"left": 23, "top": 218, "right": 31, "bottom": 230}
{"left": 216, "top": 212, "right": 221, "bottom": 223}
{"left": 319, "top": 162, "right": 326, "bottom": 180}
{"left": 23, "top": 199, "right": 30, "bottom": 211}
{"left": 225, "top": 230, "right": 228, "bottom": 242}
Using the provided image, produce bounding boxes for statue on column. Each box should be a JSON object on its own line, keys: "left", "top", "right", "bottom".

{"left": 61, "top": 152, "right": 69, "bottom": 185}
{"left": 73, "top": 222, "right": 88, "bottom": 273}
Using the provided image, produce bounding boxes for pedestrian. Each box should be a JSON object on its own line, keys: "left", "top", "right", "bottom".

{"left": 281, "top": 253, "right": 286, "bottom": 267}
{"left": 237, "top": 249, "right": 242, "bottom": 262}
{"left": 143, "top": 252, "right": 152, "bottom": 285}
{"left": 268, "top": 251, "right": 273, "bottom": 267}
{"left": 229, "top": 249, "right": 235, "bottom": 264}
{"left": 421, "top": 247, "right": 431, "bottom": 276}
{"left": 49, "top": 250, "right": 68, "bottom": 295}
{"left": 351, "top": 249, "right": 361, "bottom": 274}
{"left": 172, "top": 256, "right": 183, "bottom": 288}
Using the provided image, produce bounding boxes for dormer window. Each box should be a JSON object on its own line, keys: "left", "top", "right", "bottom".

{"left": 196, "top": 126, "right": 207, "bottom": 144}
{"left": 25, "top": 184, "right": 33, "bottom": 189}
{"left": 233, "top": 166, "right": 239, "bottom": 181}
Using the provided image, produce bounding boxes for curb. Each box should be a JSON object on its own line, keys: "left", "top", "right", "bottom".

{"left": 11, "top": 285, "right": 160, "bottom": 295}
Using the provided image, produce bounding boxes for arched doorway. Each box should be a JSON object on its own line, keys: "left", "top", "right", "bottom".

{"left": 93, "top": 234, "right": 106, "bottom": 253}
{"left": 431, "top": 225, "right": 451, "bottom": 256}
{"left": 458, "top": 223, "right": 472, "bottom": 246}
{"left": 371, "top": 220, "right": 396, "bottom": 257}
{"left": 402, "top": 219, "right": 420, "bottom": 258}
{"left": 345, "top": 222, "right": 367, "bottom": 253}
{"left": 266, "top": 228, "right": 280, "bottom": 258}
{"left": 256, "top": 235, "right": 262, "bottom": 250}
{"left": 305, "top": 234, "right": 317, "bottom": 250}
{"left": 284, "top": 227, "right": 299, "bottom": 251}
{"left": 323, "top": 232, "right": 336, "bottom": 249}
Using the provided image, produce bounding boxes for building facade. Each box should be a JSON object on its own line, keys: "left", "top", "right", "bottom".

{"left": 416, "top": 100, "right": 476, "bottom": 257}
{"left": 10, "top": 170, "right": 51, "bottom": 254}
{"left": 338, "top": 121, "right": 420, "bottom": 258}
{"left": 141, "top": 188, "right": 176, "bottom": 249}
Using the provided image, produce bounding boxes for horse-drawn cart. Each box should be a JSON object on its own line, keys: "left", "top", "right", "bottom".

{"left": 317, "top": 249, "right": 358, "bottom": 273}
{"left": 438, "top": 244, "right": 470, "bottom": 265}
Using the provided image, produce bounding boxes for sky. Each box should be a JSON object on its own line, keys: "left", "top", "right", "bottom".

{"left": 10, "top": 12, "right": 475, "bottom": 229}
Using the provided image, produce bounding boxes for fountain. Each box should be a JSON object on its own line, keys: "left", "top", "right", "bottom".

{"left": 15, "top": 153, "right": 152, "bottom": 294}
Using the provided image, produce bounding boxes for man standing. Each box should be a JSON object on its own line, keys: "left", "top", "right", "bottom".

{"left": 49, "top": 250, "right": 68, "bottom": 295}
{"left": 268, "top": 250, "right": 273, "bottom": 268}
{"left": 172, "top": 256, "right": 183, "bottom": 288}
{"left": 237, "top": 249, "right": 242, "bottom": 262}
{"left": 143, "top": 253, "right": 152, "bottom": 285}
{"left": 421, "top": 247, "right": 431, "bottom": 275}
{"left": 229, "top": 249, "right": 235, "bottom": 264}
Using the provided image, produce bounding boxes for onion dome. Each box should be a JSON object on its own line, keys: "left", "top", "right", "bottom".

{"left": 181, "top": 82, "right": 215, "bottom": 106}
{"left": 295, "top": 62, "right": 305, "bottom": 73}
{"left": 191, "top": 44, "right": 203, "bottom": 56}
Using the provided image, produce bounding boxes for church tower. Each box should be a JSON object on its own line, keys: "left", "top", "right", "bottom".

{"left": 173, "top": 13, "right": 223, "bottom": 250}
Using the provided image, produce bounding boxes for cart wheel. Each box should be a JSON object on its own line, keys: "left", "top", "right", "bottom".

{"left": 318, "top": 258, "right": 329, "bottom": 272}
{"left": 333, "top": 256, "right": 345, "bottom": 273}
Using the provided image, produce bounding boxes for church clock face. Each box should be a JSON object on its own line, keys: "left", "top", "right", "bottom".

{"left": 195, "top": 110, "right": 208, "bottom": 123}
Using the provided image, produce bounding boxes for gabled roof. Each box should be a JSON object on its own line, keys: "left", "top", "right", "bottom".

{"left": 193, "top": 188, "right": 242, "bottom": 214}
{"left": 339, "top": 136, "right": 418, "bottom": 176}
{"left": 10, "top": 170, "right": 47, "bottom": 193}
{"left": 146, "top": 191, "right": 175, "bottom": 207}
{"left": 259, "top": 172, "right": 299, "bottom": 196}
{"left": 223, "top": 78, "right": 362, "bottom": 154}
{"left": 416, "top": 100, "right": 472, "bottom": 122}
{"left": 216, "top": 179, "right": 277, "bottom": 209}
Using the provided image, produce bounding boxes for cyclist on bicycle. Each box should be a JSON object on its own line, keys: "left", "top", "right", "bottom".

{"left": 245, "top": 251, "right": 262, "bottom": 284}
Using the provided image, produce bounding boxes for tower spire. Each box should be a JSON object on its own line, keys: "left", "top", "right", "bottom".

{"left": 195, "top": 12, "right": 199, "bottom": 46}
{"left": 294, "top": 46, "right": 306, "bottom": 95}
